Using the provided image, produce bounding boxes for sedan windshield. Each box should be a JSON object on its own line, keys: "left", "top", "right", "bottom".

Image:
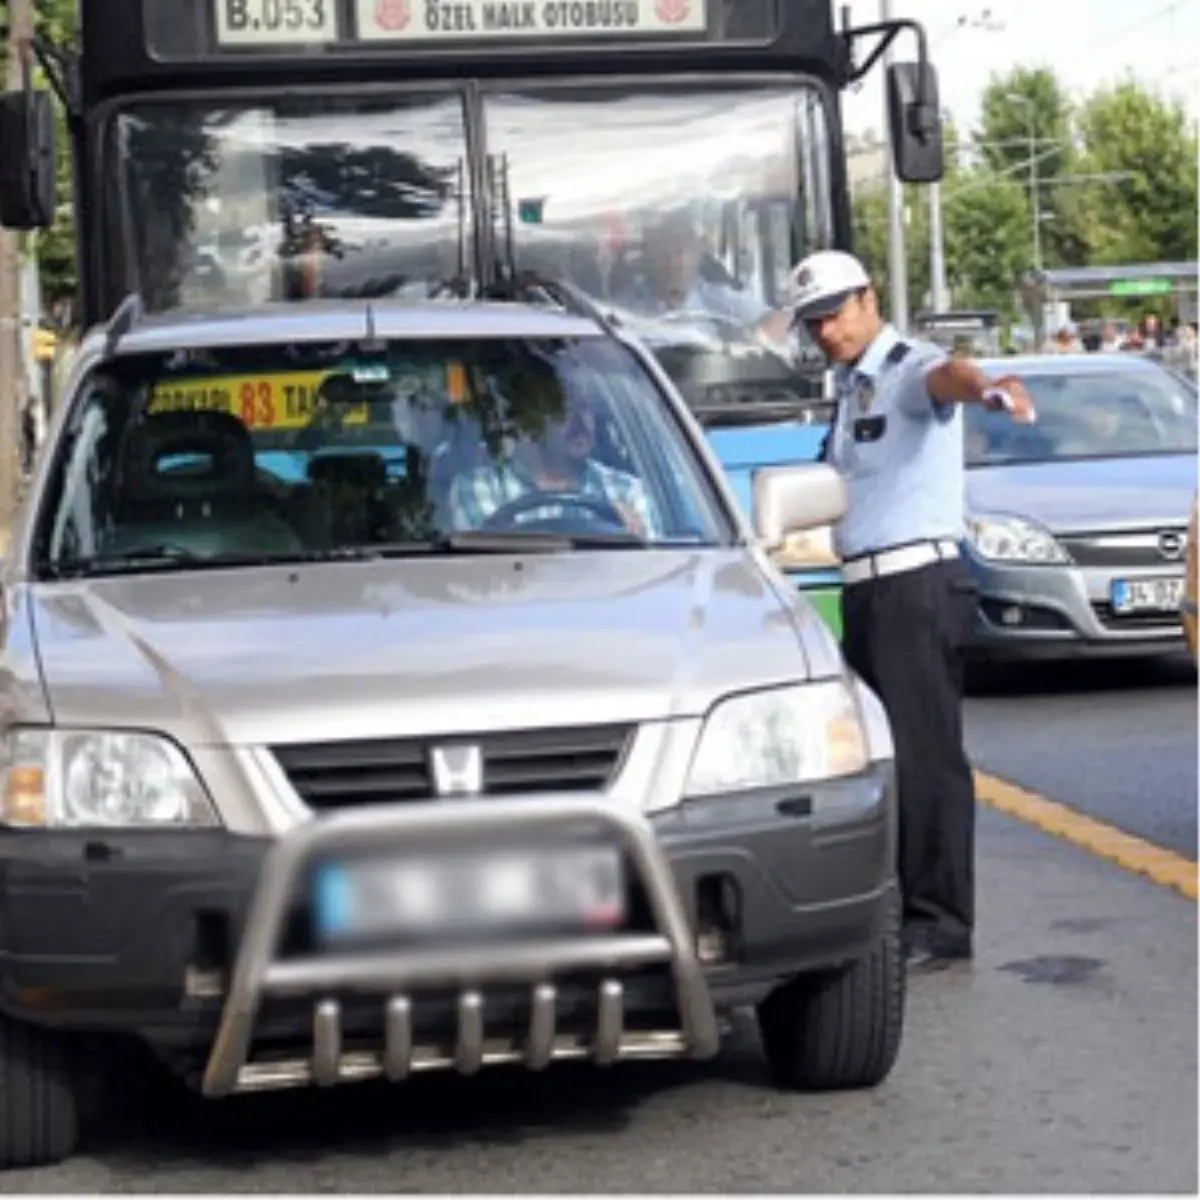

{"left": 964, "top": 367, "right": 1199, "bottom": 467}
{"left": 34, "top": 336, "right": 730, "bottom": 578}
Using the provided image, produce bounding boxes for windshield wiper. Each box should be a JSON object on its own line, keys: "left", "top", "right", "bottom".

{"left": 38, "top": 529, "right": 692, "bottom": 580}
{"left": 384, "top": 530, "right": 653, "bottom": 555}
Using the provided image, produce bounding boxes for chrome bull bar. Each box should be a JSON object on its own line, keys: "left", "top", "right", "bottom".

{"left": 201, "top": 794, "right": 721, "bottom": 1098}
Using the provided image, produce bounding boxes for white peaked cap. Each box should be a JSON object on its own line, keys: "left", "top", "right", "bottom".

{"left": 787, "top": 249, "right": 872, "bottom": 319}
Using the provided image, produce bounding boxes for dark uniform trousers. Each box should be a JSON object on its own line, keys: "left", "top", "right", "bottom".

{"left": 841, "top": 556, "right": 978, "bottom": 944}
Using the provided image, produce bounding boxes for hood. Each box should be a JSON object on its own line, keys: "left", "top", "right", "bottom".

{"left": 967, "top": 453, "right": 1199, "bottom": 533}
{"left": 29, "top": 549, "right": 816, "bottom": 746}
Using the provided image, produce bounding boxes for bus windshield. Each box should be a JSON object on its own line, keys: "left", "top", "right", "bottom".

{"left": 109, "top": 79, "right": 835, "bottom": 418}
{"left": 115, "top": 91, "right": 473, "bottom": 312}
{"left": 484, "top": 86, "right": 831, "bottom": 344}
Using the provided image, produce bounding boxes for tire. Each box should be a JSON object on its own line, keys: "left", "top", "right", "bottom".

{"left": 0, "top": 1014, "right": 79, "bottom": 1169}
{"left": 755, "top": 891, "right": 905, "bottom": 1091}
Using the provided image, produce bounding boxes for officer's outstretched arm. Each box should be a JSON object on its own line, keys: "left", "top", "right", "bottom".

{"left": 926, "top": 358, "right": 1037, "bottom": 423}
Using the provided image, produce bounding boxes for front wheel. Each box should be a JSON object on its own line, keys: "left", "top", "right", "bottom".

{"left": 0, "top": 1014, "right": 79, "bottom": 1169}
{"left": 755, "top": 892, "right": 905, "bottom": 1091}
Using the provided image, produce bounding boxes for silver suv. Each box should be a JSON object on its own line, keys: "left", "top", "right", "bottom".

{"left": 0, "top": 296, "right": 900, "bottom": 1168}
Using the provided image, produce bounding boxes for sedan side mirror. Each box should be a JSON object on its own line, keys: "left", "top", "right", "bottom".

{"left": 752, "top": 464, "right": 846, "bottom": 551}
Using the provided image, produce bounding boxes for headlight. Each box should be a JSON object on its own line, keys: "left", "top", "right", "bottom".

{"left": 684, "top": 681, "right": 869, "bottom": 798}
{"left": 966, "top": 514, "right": 1069, "bottom": 564}
{"left": 0, "top": 728, "right": 219, "bottom": 829}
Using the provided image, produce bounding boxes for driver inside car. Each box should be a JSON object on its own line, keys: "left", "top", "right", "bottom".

{"left": 447, "top": 388, "right": 661, "bottom": 540}
{"left": 612, "top": 208, "right": 793, "bottom": 346}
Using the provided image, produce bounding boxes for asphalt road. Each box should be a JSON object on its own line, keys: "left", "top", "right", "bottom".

{"left": 965, "top": 652, "right": 1198, "bottom": 857}
{"left": 2, "top": 658, "right": 1195, "bottom": 1193}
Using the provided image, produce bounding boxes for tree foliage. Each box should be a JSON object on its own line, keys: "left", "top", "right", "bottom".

{"left": 855, "top": 67, "right": 1198, "bottom": 323}
{"left": 1074, "top": 79, "right": 1198, "bottom": 266}
{"left": 941, "top": 171, "right": 1030, "bottom": 320}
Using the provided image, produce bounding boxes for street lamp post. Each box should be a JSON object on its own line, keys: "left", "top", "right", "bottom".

{"left": 1007, "top": 92, "right": 1042, "bottom": 272}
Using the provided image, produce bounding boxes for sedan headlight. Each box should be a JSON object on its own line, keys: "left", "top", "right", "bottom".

{"left": 0, "top": 729, "right": 219, "bottom": 829}
{"left": 685, "top": 681, "right": 869, "bottom": 798}
{"left": 966, "top": 514, "right": 1070, "bottom": 564}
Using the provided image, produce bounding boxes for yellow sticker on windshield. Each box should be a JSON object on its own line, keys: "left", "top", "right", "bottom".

{"left": 147, "top": 371, "right": 368, "bottom": 430}
{"left": 445, "top": 361, "right": 469, "bottom": 404}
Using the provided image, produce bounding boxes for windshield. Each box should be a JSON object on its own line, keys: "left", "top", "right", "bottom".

{"left": 34, "top": 336, "right": 731, "bottom": 578}
{"left": 965, "top": 368, "right": 1199, "bottom": 467}
{"left": 114, "top": 92, "right": 472, "bottom": 312}
{"left": 484, "top": 84, "right": 834, "bottom": 419}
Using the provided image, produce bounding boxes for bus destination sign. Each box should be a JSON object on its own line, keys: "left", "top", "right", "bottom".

{"left": 212, "top": 0, "right": 708, "bottom": 46}
{"left": 357, "top": 0, "right": 707, "bottom": 40}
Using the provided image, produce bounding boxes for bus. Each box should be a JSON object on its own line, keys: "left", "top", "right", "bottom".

{"left": 0, "top": 0, "right": 944, "bottom": 634}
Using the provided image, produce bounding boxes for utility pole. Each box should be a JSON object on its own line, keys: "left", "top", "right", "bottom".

{"left": 927, "top": 9, "right": 1005, "bottom": 313}
{"left": 927, "top": 177, "right": 948, "bottom": 312}
{"left": 0, "top": 0, "right": 34, "bottom": 548}
{"left": 880, "top": 0, "right": 908, "bottom": 332}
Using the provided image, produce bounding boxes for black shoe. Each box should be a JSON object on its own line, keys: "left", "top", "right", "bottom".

{"left": 904, "top": 925, "right": 973, "bottom": 968}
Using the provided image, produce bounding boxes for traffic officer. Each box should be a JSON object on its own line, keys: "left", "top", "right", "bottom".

{"left": 788, "top": 249, "right": 1036, "bottom": 967}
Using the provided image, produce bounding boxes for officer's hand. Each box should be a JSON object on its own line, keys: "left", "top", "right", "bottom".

{"left": 988, "top": 375, "right": 1038, "bottom": 424}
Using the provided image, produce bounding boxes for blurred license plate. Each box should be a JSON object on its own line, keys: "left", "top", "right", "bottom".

{"left": 1110, "top": 576, "right": 1184, "bottom": 615}
{"left": 312, "top": 844, "right": 625, "bottom": 946}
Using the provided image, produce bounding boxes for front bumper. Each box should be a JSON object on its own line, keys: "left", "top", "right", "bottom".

{"left": 0, "top": 765, "right": 895, "bottom": 1095}
{"left": 965, "top": 554, "right": 1186, "bottom": 661}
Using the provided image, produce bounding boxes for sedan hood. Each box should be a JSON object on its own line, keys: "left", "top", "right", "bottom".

{"left": 29, "top": 550, "right": 816, "bottom": 746}
{"left": 967, "top": 453, "right": 1198, "bottom": 533}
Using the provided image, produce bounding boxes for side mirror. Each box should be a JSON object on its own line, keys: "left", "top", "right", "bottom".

{"left": 886, "top": 61, "right": 944, "bottom": 184}
{"left": 752, "top": 463, "right": 846, "bottom": 551}
{"left": 0, "top": 89, "right": 58, "bottom": 230}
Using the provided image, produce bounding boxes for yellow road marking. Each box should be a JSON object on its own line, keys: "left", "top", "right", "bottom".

{"left": 975, "top": 770, "right": 1198, "bottom": 902}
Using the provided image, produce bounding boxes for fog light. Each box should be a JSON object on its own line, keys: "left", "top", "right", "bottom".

{"left": 1000, "top": 604, "right": 1024, "bottom": 626}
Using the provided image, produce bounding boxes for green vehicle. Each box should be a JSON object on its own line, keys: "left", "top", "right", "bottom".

{"left": 0, "top": 0, "right": 945, "bottom": 639}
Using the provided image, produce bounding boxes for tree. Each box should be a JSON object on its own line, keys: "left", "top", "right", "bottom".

{"left": 941, "top": 170, "right": 1031, "bottom": 321}
{"left": 1074, "top": 79, "right": 1198, "bottom": 267}
{"left": 849, "top": 117, "right": 971, "bottom": 321}
{"left": 974, "top": 66, "right": 1087, "bottom": 268}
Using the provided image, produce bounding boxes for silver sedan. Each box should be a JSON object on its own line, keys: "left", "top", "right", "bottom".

{"left": 961, "top": 352, "right": 1198, "bottom": 665}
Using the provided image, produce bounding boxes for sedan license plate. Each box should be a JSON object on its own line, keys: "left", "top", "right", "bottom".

{"left": 312, "top": 844, "right": 626, "bottom": 947}
{"left": 1110, "top": 576, "right": 1185, "bottom": 616}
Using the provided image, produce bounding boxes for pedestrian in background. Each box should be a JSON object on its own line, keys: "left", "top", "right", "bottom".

{"left": 788, "top": 250, "right": 1036, "bottom": 967}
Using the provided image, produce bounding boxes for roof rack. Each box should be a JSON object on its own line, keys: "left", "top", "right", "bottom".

{"left": 483, "top": 270, "right": 625, "bottom": 341}
{"left": 102, "top": 292, "right": 144, "bottom": 360}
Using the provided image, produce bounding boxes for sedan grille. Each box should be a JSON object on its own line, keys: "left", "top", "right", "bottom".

{"left": 1058, "top": 527, "right": 1187, "bottom": 569}
{"left": 272, "top": 725, "right": 633, "bottom": 810}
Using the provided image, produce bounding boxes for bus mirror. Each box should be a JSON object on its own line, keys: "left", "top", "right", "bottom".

{"left": 0, "top": 90, "right": 57, "bottom": 230}
{"left": 886, "top": 61, "right": 944, "bottom": 184}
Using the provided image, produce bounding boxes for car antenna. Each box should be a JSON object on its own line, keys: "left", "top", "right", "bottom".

{"left": 102, "top": 292, "right": 143, "bottom": 360}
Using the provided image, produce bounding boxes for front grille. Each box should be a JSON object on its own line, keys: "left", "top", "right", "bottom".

{"left": 272, "top": 725, "right": 633, "bottom": 810}
{"left": 1059, "top": 527, "right": 1187, "bottom": 569}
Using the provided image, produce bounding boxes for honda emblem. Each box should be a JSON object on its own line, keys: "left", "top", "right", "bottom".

{"left": 430, "top": 744, "right": 484, "bottom": 797}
